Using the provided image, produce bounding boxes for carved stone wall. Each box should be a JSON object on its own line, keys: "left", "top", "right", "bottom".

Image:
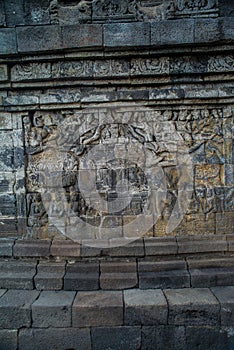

{"left": 0, "top": 0, "right": 233, "bottom": 240}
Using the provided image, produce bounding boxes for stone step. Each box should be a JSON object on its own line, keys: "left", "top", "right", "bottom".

{"left": 1, "top": 255, "right": 234, "bottom": 291}
{"left": 0, "top": 234, "right": 232, "bottom": 259}
{"left": 0, "top": 287, "right": 234, "bottom": 350}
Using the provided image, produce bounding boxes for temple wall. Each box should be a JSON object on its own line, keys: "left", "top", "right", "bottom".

{"left": 0, "top": 0, "right": 233, "bottom": 241}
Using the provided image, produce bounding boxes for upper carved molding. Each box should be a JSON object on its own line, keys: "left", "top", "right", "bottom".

{"left": 51, "top": 0, "right": 219, "bottom": 24}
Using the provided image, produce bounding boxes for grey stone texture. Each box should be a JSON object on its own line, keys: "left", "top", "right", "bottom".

{"left": 100, "top": 260, "right": 137, "bottom": 290}
{"left": 0, "top": 289, "right": 39, "bottom": 328}
{"left": 211, "top": 286, "right": 234, "bottom": 326}
{"left": 0, "top": 330, "right": 17, "bottom": 350}
{"left": 62, "top": 24, "right": 103, "bottom": 49}
{"left": 13, "top": 239, "right": 51, "bottom": 257}
{"left": 0, "top": 238, "right": 14, "bottom": 257}
{"left": 73, "top": 290, "right": 123, "bottom": 327}
{"left": 50, "top": 239, "right": 81, "bottom": 257}
{"left": 165, "top": 288, "right": 220, "bottom": 326}
{"left": 64, "top": 261, "right": 99, "bottom": 291}
{"left": 19, "top": 328, "right": 91, "bottom": 350}
{"left": 0, "top": 28, "right": 17, "bottom": 55}
{"left": 141, "top": 326, "right": 186, "bottom": 350}
{"left": 34, "top": 261, "right": 65, "bottom": 290}
{"left": 124, "top": 289, "right": 168, "bottom": 325}
{"left": 32, "top": 290, "right": 76, "bottom": 328}
{"left": 0, "top": 260, "right": 36, "bottom": 289}
{"left": 138, "top": 259, "right": 190, "bottom": 289}
{"left": 91, "top": 326, "right": 141, "bottom": 350}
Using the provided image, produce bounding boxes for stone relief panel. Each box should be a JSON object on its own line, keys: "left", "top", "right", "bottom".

{"left": 49, "top": 0, "right": 219, "bottom": 24}
{"left": 23, "top": 105, "right": 233, "bottom": 239}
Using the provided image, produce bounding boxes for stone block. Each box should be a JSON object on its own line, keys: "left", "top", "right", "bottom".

{"left": 104, "top": 22, "right": 150, "bottom": 48}
{"left": 0, "top": 113, "right": 12, "bottom": 130}
{"left": 124, "top": 289, "right": 168, "bottom": 326}
{"left": 211, "top": 286, "right": 234, "bottom": 326}
{"left": 151, "top": 19, "right": 194, "bottom": 46}
{"left": 138, "top": 259, "right": 190, "bottom": 289}
{"left": 100, "top": 260, "right": 137, "bottom": 290}
{"left": 0, "top": 238, "right": 14, "bottom": 256}
{"left": 0, "top": 29, "right": 17, "bottom": 55}
{"left": 50, "top": 239, "right": 81, "bottom": 257}
{"left": 17, "top": 25, "right": 61, "bottom": 53}
{"left": 34, "top": 261, "right": 65, "bottom": 290}
{"left": 177, "top": 236, "right": 227, "bottom": 254}
{"left": 221, "top": 17, "right": 234, "bottom": 41}
{"left": 0, "top": 65, "right": 8, "bottom": 82}
{"left": 190, "top": 268, "right": 234, "bottom": 288}
{"left": 0, "top": 194, "right": 16, "bottom": 216}
{"left": 0, "top": 260, "right": 36, "bottom": 289}
{"left": 73, "top": 290, "right": 123, "bottom": 327}
{"left": 24, "top": 0, "right": 51, "bottom": 25}
{"left": 0, "top": 330, "right": 17, "bottom": 350}
{"left": 13, "top": 239, "right": 51, "bottom": 257}
{"left": 141, "top": 326, "right": 186, "bottom": 350}
{"left": 107, "top": 238, "right": 144, "bottom": 257}
{"left": 195, "top": 18, "right": 221, "bottom": 43}
{"left": 19, "top": 328, "right": 91, "bottom": 350}
{"left": 3, "top": 95, "right": 39, "bottom": 106}
{"left": 165, "top": 288, "right": 220, "bottom": 326}
{"left": 216, "top": 212, "right": 234, "bottom": 234}
{"left": 62, "top": 24, "right": 103, "bottom": 49}
{"left": 0, "top": 1, "right": 5, "bottom": 27}
{"left": 186, "top": 326, "right": 230, "bottom": 350}
{"left": 4, "top": 0, "right": 24, "bottom": 26}
{"left": 0, "top": 289, "right": 39, "bottom": 328}
{"left": 144, "top": 237, "right": 178, "bottom": 256}
{"left": 64, "top": 261, "right": 99, "bottom": 291}
{"left": 32, "top": 290, "right": 76, "bottom": 328}
{"left": 91, "top": 326, "right": 141, "bottom": 350}
{"left": 40, "top": 88, "right": 81, "bottom": 104}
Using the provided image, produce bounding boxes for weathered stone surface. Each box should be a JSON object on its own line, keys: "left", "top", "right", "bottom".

{"left": 138, "top": 259, "right": 190, "bottom": 289}
{"left": 91, "top": 326, "right": 141, "bottom": 350}
{"left": 0, "top": 113, "right": 12, "bottom": 130}
{"left": 34, "top": 261, "right": 65, "bottom": 290}
{"left": 0, "top": 289, "right": 39, "bottom": 328}
{"left": 0, "top": 330, "right": 17, "bottom": 350}
{"left": 177, "top": 235, "right": 228, "bottom": 254}
{"left": 73, "top": 290, "right": 123, "bottom": 327}
{"left": 0, "top": 65, "right": 8, "bottom": 82}
{"left": 19, "top": 328, "right": 91, "bottom": 350}
{"left": 190, "top": 268, "right": 234, "bottom": 288}
{"left": 153, "top": 19, "right": 194, "bottom": 46}
{"left": 32, "top": 290, "right": 76, "bottom": 328}
{"left": 124, "top": 289, "right": 168, "bottom": 325}
{"left": 144, "top": 237, "right": 178, "bottom": 256}
{"left": 62, "top": 24, "right": 103, "bottom": 49}
{"left": 64, "top": 261, "right": 99, "bottom": 291}
{"left": 0, "top": 260, "right": 36, "bottom": 289}
{"left": 13, "top": 239, "right": 50, "bottom": 257}
{"left": 4, "top": 0, "right": 24, "bottom": 26}
{"left": 3, "top": 94, "right": 39, "bottom": 106}
{"left": 100, "top": 260, "right": 137, "bottom": 290}
{"left": 107, "top": 238, "right": 144, "bottom": 257}
{"left": 211, "top": 286, "right": 234, "bottom": 326}
{"left": 165, "top": 288, "right": 220, "bottom": 326}
{"left": 104, "top": 22, "right": 150, "bottom": 48}
{"left": 0, "top": 238, "right": 14, "bottom": 257}
{"left": 0, "top": 29, "right": 17, "bottom": 55}
{"left": 141, "top": 326, "right": 186, "bottom": 350}
{"left": 50, "top": 239, "right": 81, "bottom": 257}
{"left": 194, "top": 18, "right": 221, "bottom": 43}
{"left": 186, "top": 326, "right": 231, "bottom": 350}
{"left": 24, "top": 0, "right": 51, "bottom": 25}
{"left": 17, "top": 25, "right": 61, "bottom": 53}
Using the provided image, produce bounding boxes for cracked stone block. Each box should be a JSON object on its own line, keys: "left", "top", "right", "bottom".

{"left": 34, "top": 261, "right": 65, "bottom": 290}
{"left": 0, "top": 260, "right": 37, "bottom": 289}
{"left": 211, "top": 286, "right": 234, "bottom": 326}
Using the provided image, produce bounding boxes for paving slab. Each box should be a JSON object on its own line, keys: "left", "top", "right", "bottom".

{"left": 73, "top": 290, "right": 123, "bottom": 327}
{"left": 32, "top": 290, "right": 76, "bottom": 328}
{"left": 124, "top": 289, "right": 168, "bottom": 325}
